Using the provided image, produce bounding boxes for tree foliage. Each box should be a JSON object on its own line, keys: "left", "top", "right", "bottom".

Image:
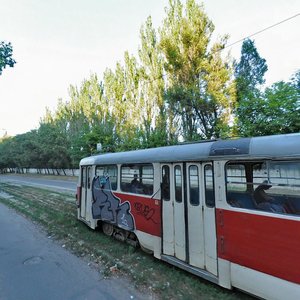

{"left": 234, "top": 39, "right": 268, "bottom": 102}
{"left": 1, "top": 1, "right": 298, "bottom": 172}
{"left": 0, "top": 41, "right": 16, "bottom": 75}
{"left": 160, "top": 0, "right": 235, "bottom": 140}
{"left": 234, "top": 38, "right": 299, "bottom": 137}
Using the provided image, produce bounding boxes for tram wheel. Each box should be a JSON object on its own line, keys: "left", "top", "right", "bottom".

{"left": 102, "top": 222, "right": 114, "bottom": 236}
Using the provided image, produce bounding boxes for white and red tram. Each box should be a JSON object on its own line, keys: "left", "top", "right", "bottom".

{"left": 76, "top": 133, "right": 300, "bottom": 299}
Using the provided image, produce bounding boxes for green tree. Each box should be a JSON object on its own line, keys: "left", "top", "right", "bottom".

{"left": 234, "top": 39, "right": 268, "bottom": 136}
{"left": 43, "top": 74, "right": 118, "bottom": 166}
{"left": 138, "top": 16, "right": 172, "bottom": 146}
{"left": 262, "top": 80, "right": 300, "bottom": 134}
{"left": 236, "top": 75, "right": 300, "bottom": 137}
{"left": 0, "top": 137, "right": 15, "bottom": 171}
{"left": 37, "top": 123, "right": 71, "bottom": 171}
{"left": 0, "top": 41, "right": 16, "bottom": 75}
{"left": 291, "top": 69, "right": 300, "bottom": 91}
{"left": 234, "top": 39, "right": 268, "bottom": 102}
{"left": 159, "top": 0, "right": 235, "bottom": 140}
{"left": 0, "top": 131, "right": 40, "bottom": 172}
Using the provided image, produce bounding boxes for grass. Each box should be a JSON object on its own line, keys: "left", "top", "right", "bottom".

{"left": 0, "top": 182, "right": 253, "bottom": 300}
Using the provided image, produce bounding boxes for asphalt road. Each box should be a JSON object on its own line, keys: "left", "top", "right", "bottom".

{"left": 0, "top": 174, "right": 77, "bottom": 193}
{"left": 0, "top": 175, "right": 147, "bottom": 300}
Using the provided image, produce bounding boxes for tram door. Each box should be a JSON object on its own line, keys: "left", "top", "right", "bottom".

{"left": 161, "top": 164, "right": 186, "bottom": 261}
{"left": 161, "top": 163, "right": 216, "bottom": 273}
{"left": 186, "top": 163, "right": 205, "bottom": 268}
{"left": 80, "top": 166, "right": 92, "bottom": 220}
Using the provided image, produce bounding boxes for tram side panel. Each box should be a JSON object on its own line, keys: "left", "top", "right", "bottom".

{"left": 215, "top": 160, "right": 300, "bottom": 299}
{"left": 77, "top": 163, "right": 162, "bottom": 256}
{"left": 77, "top": 162, "right": 220, "bottom": 283}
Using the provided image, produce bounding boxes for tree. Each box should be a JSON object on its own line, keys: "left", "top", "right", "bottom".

{"left": 138, "top": 17, "right": 173, "bottom": 146}
{"left": 291, "top": 69, "right": 300, "bottom": 91}
{"left": 159, "top": 0, "right": 235, "bottom": 140}
{"left": 262, "top": 80, "right": 300, "bottom": 134}
{"left": 0, "top": 41, "right": 16, "bottom": 75}
{"left": 0, "top": 137, "right": 14, "bottom": 172}
{"left": 234, "top": 39, "right": 268, "bottom": 136}
{"left": 37, "top": 123, "right": 71, "bottom": 171}
{"left": 234, "top": 39, "right": 268, "bottom": 102}
{"left": 234, "top": 74, "right": 300, "bottom": 137}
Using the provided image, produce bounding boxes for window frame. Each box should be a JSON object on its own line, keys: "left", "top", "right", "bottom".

{"left": 225, "top": 160, "right": 300, "bottom": 217}
{"left": 174, "top": 165, "right": 183, "bottom": 203}
{"left": 204, "top": 164, "right": 215, "bottom": 208}
{"left": 120, "top": 163, "right": 154, "bottom": 196}
{"left": 95, "top": 164, "right": 118, "bottom": 191}
{"left": 162, "top": 165, "right": 170, "bottom": 201}
{"left": 188, "top": 165, "right": 200, "bottom": 206}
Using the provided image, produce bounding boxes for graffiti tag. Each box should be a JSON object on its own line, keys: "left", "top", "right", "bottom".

{"left": 134, "top": 202, "right": 157, "bottom": 224}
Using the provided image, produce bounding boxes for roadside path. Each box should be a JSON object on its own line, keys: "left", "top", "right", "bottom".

{"left": 0, "top": 202, "right": 145, "bottom": 300}
{"left": 0, "top": 174, "right": 77, "bottom": 193}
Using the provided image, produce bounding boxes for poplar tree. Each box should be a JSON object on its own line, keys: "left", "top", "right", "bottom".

{"left": 234, "top": 39, "right": 268, "bottom": 102}
{"left": 159, "top": 0, "right": 235, "bottom": 140}
{"left": 234, "top": 39, "right": 268, "bottom": 136}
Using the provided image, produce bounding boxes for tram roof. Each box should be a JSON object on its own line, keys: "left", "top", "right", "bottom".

{"left": 79, "top": 133, "right": 300, "bottom": 166}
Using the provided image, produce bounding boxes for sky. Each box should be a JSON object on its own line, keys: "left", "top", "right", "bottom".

{"left": 0, "top": 0, "right": 299, "bottom": 137}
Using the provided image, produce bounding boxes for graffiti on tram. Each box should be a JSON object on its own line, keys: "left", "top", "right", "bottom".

{"left": 92, "top": 176, "right": 135, "bottom": 231}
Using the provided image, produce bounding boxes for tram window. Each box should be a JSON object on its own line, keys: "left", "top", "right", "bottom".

{"left": 189, "top": 165, "right": 199, "bottom": 205}
{"left": 226, "top": 163, "right": 253, "bottom": 208}
{"left": 204, "top": 165, "right": 215, "bottom": 207}
{"left": 81, "top": 168, "right": 86, "bottom": 188}
{"left": 162, "top": 166, "right": 170, "bottom": 201}
{"left": 96, "top": 165, "right": 118, "bottom": 190}
{"left": 253, "top": 162, "right": 268, "bottom": 185}
{"left": 226, "top": 164, "right": 247, "bottom": 192}
{"left": 226, "top": 161, "right": 300, "bottom": 216}
{"left": 87, "top": 167, "right": 91, "bottom": 189}
{"left": 174, "top": 165, "right": 182, "bottom": 203}
{"left": 121, "top": 164, "right": 153, "bottom": 195}
{"left": 266, "top": 161, "right": 300, "bottom": 215}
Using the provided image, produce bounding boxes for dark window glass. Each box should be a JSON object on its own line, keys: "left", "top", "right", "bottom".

{"left": 81, "top": 168, "right": 86, "bottom": 189}
{"left": 87, "top": 167, "right": 92, "bottom": 189}
{"left": 226, "top": 161, "right": 300, "bottom": 216}
{"left": 226, "top": 164, "right": 247, "bottom": 192}
{"left": 174, "top": 165, "right": 182, "bottom": 203}
{"left": 96, "top": 165, "right": 118, "bottom": 190}
{"left": 121, "top": 164, "right": 153, "bottom": 195}
{"left": 189, "top": 165, "right": 199, "bottom": 205}
{"left": 226, "top": 163, "right": 252, "bottom": 208}
{"left": 204, "top": 165, "right": 215, "bottom": 207}
{"left": 162, "top": 165, "right": 170, "bottom": 201}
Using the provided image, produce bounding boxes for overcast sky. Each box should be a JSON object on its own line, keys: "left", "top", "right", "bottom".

{"left": 0, "top": 0, "right": 299, "bottom": 136}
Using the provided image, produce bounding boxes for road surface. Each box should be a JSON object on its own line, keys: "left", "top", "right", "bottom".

{"left": 0, "top": 174, "right": 77, "bottom": 193}
{"left": 0, "top": 202, "right": 146, "bottom": 300}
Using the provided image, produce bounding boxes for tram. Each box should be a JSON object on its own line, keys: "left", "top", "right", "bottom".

{"left": 76, "top": 133, "right": 300, "bottom": 299}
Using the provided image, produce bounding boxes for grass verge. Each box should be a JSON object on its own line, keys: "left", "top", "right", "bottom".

{"left": 0, "top": 183, "right": 253, "bottom": 300}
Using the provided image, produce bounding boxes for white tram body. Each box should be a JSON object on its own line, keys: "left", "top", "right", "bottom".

{"left": 76, "top": 133, "right": 300, "bottom": 299}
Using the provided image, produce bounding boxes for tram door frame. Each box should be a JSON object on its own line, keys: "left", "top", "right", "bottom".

{"left": 203, "top": 162, "right": 217, "bottom": 276}
{"left": 80, "top": 166, "right": 92, "bottom": 220}
{"left": 161, "top": 162, "right": 217, "bottom": 274}
{"left": 186, "top": 162, "right": 205, "bottom": 268}
{"left": 161, "top": 163, "right": 186, "bottom": 261}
